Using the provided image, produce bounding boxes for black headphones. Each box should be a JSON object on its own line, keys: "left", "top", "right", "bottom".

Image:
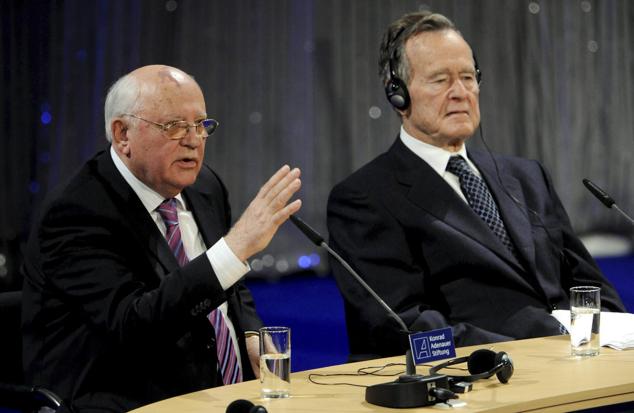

{"left": 384, "top": 27, "right": 482, "bottom": 111}
{"left": 384, "top": 27, "right": 411, "bottom": 111}
{"left": 429, "top": 349, "right": 513, "bottom": 384}
{"left": 226, "top": 399, "right": 267, "bottom": 413}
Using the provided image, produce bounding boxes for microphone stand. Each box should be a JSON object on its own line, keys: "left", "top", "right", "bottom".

{"left": 321, "top": 243, "right": 409, "bottom": 335}
{"left": 611, "top": 204, "right": 634, "bottom": 226}
{"left": 289, "top": 215, "right": 456, "bottom": 407}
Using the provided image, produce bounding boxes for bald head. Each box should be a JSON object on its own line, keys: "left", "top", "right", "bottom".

{"left": 130, "top": 65, "right": 194, "bottom": 88}
{"left": 104, "top": 65, "right": 201, "bottom": 142}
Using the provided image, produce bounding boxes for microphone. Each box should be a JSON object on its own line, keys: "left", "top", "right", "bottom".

{"left": 226, "top": 399, "right": 267, "bottom": 413}
{"left": 583, "top": 179, "right": 634, "bottom": 226}
{"left": 288, "top": 215, "right": 455, "bottom": 408}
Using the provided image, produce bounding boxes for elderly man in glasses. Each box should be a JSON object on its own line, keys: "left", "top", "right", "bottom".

{"left": 21, "top": 65, "right": 302, "bottom": 412}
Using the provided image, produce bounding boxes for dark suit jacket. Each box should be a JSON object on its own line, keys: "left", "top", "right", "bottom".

{"left": 21, "top": 150, "right": 262, "bottom": 412}
{"left": 327, "top": 137, "right": 625, "bottom": 360}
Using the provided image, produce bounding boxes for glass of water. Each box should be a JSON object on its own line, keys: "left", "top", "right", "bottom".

{"left": 259, "top": 326, "right": 291, "bottom": 398}
{"left": 570, "top": 286, "right": 601, "bottom": 357}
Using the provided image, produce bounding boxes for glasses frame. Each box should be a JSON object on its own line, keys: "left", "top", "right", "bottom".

{"left": 122, "top": 113, "right": 219, "bottom": 140}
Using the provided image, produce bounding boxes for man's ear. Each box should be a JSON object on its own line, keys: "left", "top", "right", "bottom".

{"left": 111, "top": 119, "right": 130, "bottom": 156}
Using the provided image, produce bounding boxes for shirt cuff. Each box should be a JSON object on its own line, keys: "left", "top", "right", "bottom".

{"left": 206, "top": 237, "right": 250, "bottom": 290}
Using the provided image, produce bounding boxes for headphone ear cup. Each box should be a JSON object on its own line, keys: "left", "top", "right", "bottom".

{"left": 466, "top": 349, "right": 497, "bottom": 375}
{"left": 225, "top": 399, "right": 268, "bottom": 413}
{"left": 385, "top": 78, "right": 410, "bottom": 110}
{"left": 494, "top": 351, "right": 514, "bottom": 384}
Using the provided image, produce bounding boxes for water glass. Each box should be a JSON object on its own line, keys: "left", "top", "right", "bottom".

{"left": 570, "top": 286, "right": 601, "bottom": 357}
{"left": 259, "top": 326, "right": 291, "bottom": 398}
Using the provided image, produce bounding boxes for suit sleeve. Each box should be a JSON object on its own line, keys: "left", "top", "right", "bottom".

{"left": 327, "top": 180, "right": 513, "bottom": 358}
{"left": 535, "top": 161, "right": 626, "bottom": 313}
{"left": 26, "top": 196, "right": 228, "bottom": 348}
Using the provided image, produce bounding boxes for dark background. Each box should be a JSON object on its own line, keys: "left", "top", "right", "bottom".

{"left": 1, "top": 0, "right": 633, "bottom": 371}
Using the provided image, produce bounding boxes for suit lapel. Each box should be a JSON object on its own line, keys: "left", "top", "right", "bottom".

{"left": 469, "top": 151, "right": 537, "bottom": 273}
{"left": 389, "top": 139, "right": 526, "bottom": 273}
{"left": 182, "top": 187, "right": 224, "bottom": 249}
{"left": 96, "top": 151, "right": 179, "bottom": 275}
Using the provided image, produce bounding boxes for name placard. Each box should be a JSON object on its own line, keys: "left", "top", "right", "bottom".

{"left": 408, "top": 327, "right": 456, "bottom": 364}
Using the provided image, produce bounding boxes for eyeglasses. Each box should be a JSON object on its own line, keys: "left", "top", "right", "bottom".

{"left": 123, "top": 114, "right": 220, "bottom": 140}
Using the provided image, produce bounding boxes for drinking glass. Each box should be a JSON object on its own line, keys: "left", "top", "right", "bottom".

{"left": 570, "top": 286, "right": 601, "bottom": 357}
{"left": 259, "top": 326, "right": 291, "bottom": 398}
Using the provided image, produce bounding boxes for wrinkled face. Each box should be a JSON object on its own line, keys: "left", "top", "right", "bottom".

{"left": 116, "top": 68, "right": 208, "bottom": 198}
{"left": 401, "top": 30, "right": 480, "bottom": 151}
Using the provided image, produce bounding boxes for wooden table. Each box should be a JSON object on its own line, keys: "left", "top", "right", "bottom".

{"left": 130, "top": 335, "right": 634, "bottom": 412}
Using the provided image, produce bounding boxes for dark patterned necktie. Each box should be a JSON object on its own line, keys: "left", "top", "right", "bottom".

{"left": 157, "top": 198, "right": 242, "bottom": 384}
{"left": 446, "top": 156, "right": 517, "bottom": 255}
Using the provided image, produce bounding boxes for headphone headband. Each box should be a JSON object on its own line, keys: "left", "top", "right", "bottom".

{"left": 429, "top": 349, "right": 513, "bottom": 384}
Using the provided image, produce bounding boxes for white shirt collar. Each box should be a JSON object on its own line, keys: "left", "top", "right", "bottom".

{"left": 109, "top": 146, "right": 186, "bottom": 213}
{"left": 399, "top": 126, "right": 477, "bottom": 177}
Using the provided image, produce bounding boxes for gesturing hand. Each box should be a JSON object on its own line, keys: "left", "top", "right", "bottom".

{"left": 225, "top": 165, "right": 302, "bottom": 262}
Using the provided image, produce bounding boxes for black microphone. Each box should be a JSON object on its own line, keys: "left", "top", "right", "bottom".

{"left": 226, "top": 399, "right": 267, "bottom": 413}
{"left": 583, "top": 178, "right": 634, "bottom": 226}
{"left": 288, "top": 214, "right": 455, "bottom": 408}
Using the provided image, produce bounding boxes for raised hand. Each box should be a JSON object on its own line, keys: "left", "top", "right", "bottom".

{"left": 225, "top": 165, "right": 302, "bottom": 262}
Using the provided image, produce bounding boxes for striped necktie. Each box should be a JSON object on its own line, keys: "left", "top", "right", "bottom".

{"left": 446, "top": 156, "right": 518, "bottom": 256}
{"left": 157, "top": 198, "right": 242, "bottom": 385}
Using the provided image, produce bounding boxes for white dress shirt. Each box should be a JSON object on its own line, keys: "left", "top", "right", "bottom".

{"left": 110, "top": 147, "right": 247, "bottom": 371}
{"left": 399, "top": 126, "right": 482, "bottom": 204}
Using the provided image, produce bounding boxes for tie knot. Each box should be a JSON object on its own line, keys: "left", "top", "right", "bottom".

{"left": 157, "top": 198, "right": 178, "bottom": 225}
{"left": 446, "top": 156, "right": 471, "bottom": 177}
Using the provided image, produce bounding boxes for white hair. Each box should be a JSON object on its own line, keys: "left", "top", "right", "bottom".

{"left": 104, "top": 67, "right": 200, "bottom": 142}
{"left": 103, "top": 73, "right": 144, "bottom": 143}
